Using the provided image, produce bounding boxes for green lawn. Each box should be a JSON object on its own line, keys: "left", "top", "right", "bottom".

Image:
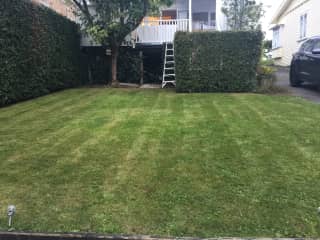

{"left": 0, "top": 88, "right": 320, "bottom": 237}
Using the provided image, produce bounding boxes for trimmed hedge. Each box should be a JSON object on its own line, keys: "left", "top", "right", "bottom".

{"left": 175, "top": 31, "right": 263, "bottom": 92}
{"left": 0, "top": 0, "right": 81, "bottom": 106}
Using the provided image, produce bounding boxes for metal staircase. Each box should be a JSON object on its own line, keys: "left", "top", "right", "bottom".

{"left": 162, "top": 42, "right": 176, "bottom": 88}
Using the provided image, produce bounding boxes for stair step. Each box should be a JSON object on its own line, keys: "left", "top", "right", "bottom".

{"left": 164, "top": 74, "right": 176, "bottom": 77}
{"left": 166, "top": 55, "right": 174, "bottom": 57}
{"left": 166, "top": 61, "right": 175, "bottom": 64}
{"left": 165, "top": 67, "right": 175, "bottom": 70}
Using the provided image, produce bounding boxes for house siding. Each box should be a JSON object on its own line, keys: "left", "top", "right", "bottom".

{"left": 164, "top": 0, "right": 216, "bottom": 19}
{"left": 163, "top": 0, "right": 223, "bottom": 30}
{"left": 271, "top": 0, "right": 320, "bottom": 66}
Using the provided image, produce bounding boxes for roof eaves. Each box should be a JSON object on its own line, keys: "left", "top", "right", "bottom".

{"left": 270, "top": 0, "right": 291, "bottom": 25}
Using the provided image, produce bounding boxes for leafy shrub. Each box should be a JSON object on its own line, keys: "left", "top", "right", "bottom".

{"left": 174, "top": 31, "right": 263, "bottom": 93}
{"left": 257, "top": 65, "right": 276, "bottom": 91}
{"left": 118, "top": 48, "right": 142, "bottom": 84}
{"left": 256, "top": 64, "right": 285, "bottom": 94}
{"left": 0, "top": 0, "right": 81, "bottom": 106}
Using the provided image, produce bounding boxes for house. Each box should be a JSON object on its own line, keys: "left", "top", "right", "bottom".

{"left": 31, "top": 0, "right": 76, "bottom": 21}
{"left": 81, "top": 0, "right": 228, "bottom": 47}
{"left": 270, "top": 0, "right": 320, "bottom": 66}
{"left": 134, "top": 0, "right": 228, "bottom": 44}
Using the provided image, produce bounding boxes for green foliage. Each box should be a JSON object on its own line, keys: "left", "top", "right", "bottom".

{"left": 175, "top": 31, "right": 263, "bottom": 93}
{"left": 74, "top": 0, "right": 172, "bottom": 46}
{"left": 256, "top": 63, "right": 283, "bottom": 93}
{"left": 0, "top": 0, "right": 81, "bottom": 106}
{"left": 222, "top": 0, "right": 264, "bottom": 30}
{"left": 72, "top": 0, "right": 171, "bottom": 85}
{"left": 263, "top": 40, "right": 272, "bottom": 52}
{"left": 118, "top": 48, "right": 142, "bottom": 84}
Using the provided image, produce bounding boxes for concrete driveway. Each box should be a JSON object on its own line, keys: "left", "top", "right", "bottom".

{"left": 275, "top": 67, "right": 320, "bottom": 103}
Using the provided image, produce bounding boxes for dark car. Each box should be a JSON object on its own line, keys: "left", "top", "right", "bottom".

{"left": 290, "top": 36, "right": 320, "bottom": 87}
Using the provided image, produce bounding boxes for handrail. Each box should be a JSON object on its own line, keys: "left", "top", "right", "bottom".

{"left": 142, "top": 19, "right": 190, "bottom": 25}
{"left": 135, "top": 19, "right": 189, "bottom": 44}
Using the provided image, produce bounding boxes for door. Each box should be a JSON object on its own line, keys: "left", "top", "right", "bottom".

{"left": 298, "top": 39, "right": 315, "bottom": 82}
{"left": 162, "top": 10, "right": 177, "bottom": 19}
{"left": 309, "top": 39, "right": 320, "bottom": 84}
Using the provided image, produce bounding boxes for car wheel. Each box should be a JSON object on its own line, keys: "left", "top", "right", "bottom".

{"left": 290, "top": 65, "right": 302, "bottom": 87}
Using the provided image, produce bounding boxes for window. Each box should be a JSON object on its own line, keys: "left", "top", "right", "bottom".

{"left": 210, "top": 12, "right": 216, "bottom": 26}
{"left": 300, "top": 13, "right": 307, "bottom": 39}
{"left": 300, "top": 39, "right": 314, "bottom": 53}
{"left": 193, "top": 12, "right": 209, "bottom": 24}
{"left": 177, "top": 10, "right": 188, "bottom": 20}
{"left": 193, "top": 12, "right": 209, "bottom": 30}
{"left": 312, "top": 40, "right": 320, "bottom": 50}
{"left": 272, "top": 26, "right": 281, "bottom": 49}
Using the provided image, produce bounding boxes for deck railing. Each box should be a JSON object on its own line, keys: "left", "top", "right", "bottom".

{"left": 134, "top": 19, "right": 189, "bottom": 44}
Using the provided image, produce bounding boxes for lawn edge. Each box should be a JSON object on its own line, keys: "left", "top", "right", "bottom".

{"left": 0, "top": 232, "right": 318, "bottom": 240}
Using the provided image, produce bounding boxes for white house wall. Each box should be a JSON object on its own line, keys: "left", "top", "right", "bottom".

{"left": 216, "top": 0, "right": 227, "bottom": 31}
{"left": 272, "top": 0, "right": 320, "bottom": 66}
{"left": 164, "top": 0, "right": 216, "bottom": 17}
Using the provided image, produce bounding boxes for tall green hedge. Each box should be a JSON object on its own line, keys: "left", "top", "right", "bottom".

{"left": 0, "top": 0, "right": 81, "bottom": 106}
{"left": 174, "top": 31, "right": 263, "bottom": 92}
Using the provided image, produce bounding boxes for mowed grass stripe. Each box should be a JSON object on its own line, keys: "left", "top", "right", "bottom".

{"left": 0, "top": 89, "right": 96, "bottom": 123}
{"left": 0, "top": 90, "right": 159, "bottom": 231}
{"left": 216, "top": 95, "right": 318, "bottom": 236}
{"left": 0, "top": 89, "right": 118, "bottom": 164}
{"left": 0, "top": 89, "right": 319, "bottom": 237}
{"left": 0, "top": 89, "right": 110, "bottom": 158}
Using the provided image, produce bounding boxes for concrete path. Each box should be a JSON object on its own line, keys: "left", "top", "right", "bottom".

{"left": 275, "top": 68, "right": 320, "bottom": 103}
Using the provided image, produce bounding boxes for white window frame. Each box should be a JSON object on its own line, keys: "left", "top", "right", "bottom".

{"left": 300, "top": 13, "right": 307, "bottom": 39}
{"left": 272, "top": 26, "right": 281, "bottom": 49}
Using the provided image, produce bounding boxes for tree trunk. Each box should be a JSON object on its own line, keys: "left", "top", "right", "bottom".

{"left": 111, "top": 45, "right": 119, "bottom": 87}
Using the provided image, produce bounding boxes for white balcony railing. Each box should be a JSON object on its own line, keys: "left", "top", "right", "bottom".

{"left": 134, "top": 19, "right": 189, "bottom": 44}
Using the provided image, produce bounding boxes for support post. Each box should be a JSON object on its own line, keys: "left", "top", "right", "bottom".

{"left": 139, "top": 51, "right": 144, "bottom": 86}
{"left": 189, "top": 0, "right": 192, "bottom": 32}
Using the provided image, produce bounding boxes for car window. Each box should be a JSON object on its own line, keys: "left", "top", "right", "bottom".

{"left": 312, "top": 40, "right": 320, "bottom": 50}
{"left": 300, "top": 41, "right": 309, "bottom": 52}
{"left": 302, "top": 40, "right": 314, "bottom": 53}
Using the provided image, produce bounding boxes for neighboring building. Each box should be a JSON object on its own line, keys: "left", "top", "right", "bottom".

{"left": 81, "top": 0, "right": 228, "bottom": 47}
{"left": 270, "top": 0, "right": 320, "bottom": 66}
{"left": 31, "top": 0, "right": 76, "bottom": 21}
{"left": 134, "top": 0, "right": 227, "bottom": 44}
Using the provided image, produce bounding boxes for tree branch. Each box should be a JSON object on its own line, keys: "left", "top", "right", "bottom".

{"left": 72, "top": 0, "right": 93, "bottom": 25}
